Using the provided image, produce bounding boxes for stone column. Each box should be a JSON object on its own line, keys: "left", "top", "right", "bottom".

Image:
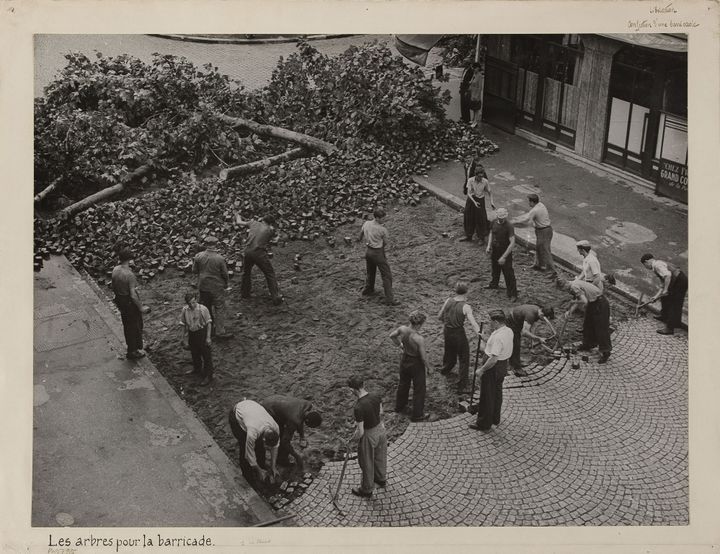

{"left": 574, "top": 36, "right": 622, "bottom": 162}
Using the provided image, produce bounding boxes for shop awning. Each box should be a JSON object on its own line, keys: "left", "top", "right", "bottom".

{"left": 394, "top": 35, "right": 445, "bottom": 65}
{"left": 598, "top": 33, "right": 687, "bottom": 53}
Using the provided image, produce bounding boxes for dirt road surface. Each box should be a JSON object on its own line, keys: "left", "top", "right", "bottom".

{"left": 136, "top": 196, "right": 633, "bottom": 497}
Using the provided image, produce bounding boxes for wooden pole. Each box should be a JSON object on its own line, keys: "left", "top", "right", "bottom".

{"left": 220, "top": 147, "right": 307, "bottom": 181}
{"left": 213, "top": 112, "right": 337, "bottom": 156}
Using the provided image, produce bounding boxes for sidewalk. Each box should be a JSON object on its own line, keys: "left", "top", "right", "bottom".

{"left": 413, "top": 123, "right": 688, "bottom": 322}
{"left": 32, "top": 255, "right": 278, "bottom": 527}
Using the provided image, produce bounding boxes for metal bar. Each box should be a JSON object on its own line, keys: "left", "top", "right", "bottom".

{"left": 253, "top": 513, "right": 297, "bottom": 527}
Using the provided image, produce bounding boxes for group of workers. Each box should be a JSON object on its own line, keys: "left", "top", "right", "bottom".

{"left": 107, "top": 176, "right": 687, "bottom": 500}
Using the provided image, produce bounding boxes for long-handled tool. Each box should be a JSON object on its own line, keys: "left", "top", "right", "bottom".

{"left": 328, "top": 437, "right": 353, "bottom": 517}
{"left": 467, "top": 323, "right": 484, "bottom": 415}
{"left": 634, "top": 294, "right": 656, "bottom": 317}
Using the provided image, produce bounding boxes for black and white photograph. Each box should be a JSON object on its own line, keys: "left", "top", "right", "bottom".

{"left": 3, "top": 1, "right": 719, "bottom": 552}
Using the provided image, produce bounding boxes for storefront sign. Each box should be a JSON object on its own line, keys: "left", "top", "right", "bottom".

{"left": 656, "top": 160, "right": 688, "bottom": 204}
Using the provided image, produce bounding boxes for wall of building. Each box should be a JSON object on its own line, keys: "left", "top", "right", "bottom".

{"left": 573, "top": 36, "right": 622, "bottom": 162}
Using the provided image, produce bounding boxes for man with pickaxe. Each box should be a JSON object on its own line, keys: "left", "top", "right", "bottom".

{"left": 640, "top": 253, "right": 688, "bottom": 335}
{"left": 347, "top": 375, "right": 387, "bottom": 498}
{"left": 468, "top": 310, "right": 514, "bottom": 431}
{"left": 503, "top": 304, "right": 556, "bottom": 376}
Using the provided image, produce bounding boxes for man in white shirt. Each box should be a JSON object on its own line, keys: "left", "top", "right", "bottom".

{"left": 359, "top": 208, "right": 398, "bottom": 306}
{"left": 511, "top": 193, "right": 557, "bottom": 278}
{"left": 640, "top": 253, "right": 688, "bottom": 335}
{"left": 228, "top": 399, "right": 280, "bottom": 485}
{"left": 469, "top": 309, "right": 514, "bottom": 431}
{"left": 576, "top": 240, "right": 602, "bottom": 288}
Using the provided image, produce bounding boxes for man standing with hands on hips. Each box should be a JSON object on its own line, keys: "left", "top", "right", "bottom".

{"left": 511, "top": 193, "right": 557, "bottom": 278}
{"left": 359, "top": 207, "right": 399, "bottom": 306}
{"left": 469, "top": 310, "right": 513, "bottom": 432}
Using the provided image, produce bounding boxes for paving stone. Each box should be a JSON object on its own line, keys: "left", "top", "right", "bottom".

{"left": 291, "top": 318, "right": 687, "bottom": 527}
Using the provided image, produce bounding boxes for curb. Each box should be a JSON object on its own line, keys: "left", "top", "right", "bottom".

{"left": 148, "top": 34, "right": 355, "bottom": 45}
{"left": 74, "top": 258, "right": 280, "bottom": 525}
{"left": 413, "top": 175, "right": 688, "bottom": 325}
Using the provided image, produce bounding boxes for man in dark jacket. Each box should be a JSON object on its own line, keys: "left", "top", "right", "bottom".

{"left": 261, "top": 395, "right": 322, "bottom": 470}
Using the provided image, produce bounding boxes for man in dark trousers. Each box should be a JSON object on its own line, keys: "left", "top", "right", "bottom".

{"left": 438, "top": 281, "right": 481, "bottom": 391}
{"left": 261, "top": 395, "right": 322, "bottom": 470}
{"left": 192, "top": 235, "right": 232, "bottom": 339}
{"left": 179, "top": 291, "right": 214, "bottom": 386}
{"left": 485, "top": 207, "right": 517, "bottom": 302}
{"left": 641, "top": 253, "right": 688, "bottom": 335}
{"left": 359, "top": 207, "right": 399, "bottom": 306}
{"left": 511, "top": 193, "right": 557, "bottom": 278}
{"left": 348, "top": 375, "right": 387, "bottom": 498}
{"left": 111, "top": 247, "right": 150, "bottom": 359}
{"left": 469, "top": 309, "right": 514, "bottom": 432}
{"left": 389, "top": 310, "right": 430, "bottom": 422}
{"left": 235, "top": 213, "right": 282, "bottom": 306}
{"left": 561, "top": 276, "right": 614, "bottom": 364}
{"left": 503, "top": 304, "right": 555, "bottom": 376}
{"left": 228, "top": 399, "right": 281, "bottom": 486}
{"left": 459, "top": 61, "right": 475, "bottom": 123}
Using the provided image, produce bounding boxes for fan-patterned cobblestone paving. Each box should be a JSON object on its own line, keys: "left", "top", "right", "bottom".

{"left": 291, "top": 318, "right": 688, "bottom": 526}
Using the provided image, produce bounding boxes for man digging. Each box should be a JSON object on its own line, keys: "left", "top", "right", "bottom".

{"left": 261, "top": 395, "right": 322, "bottom": 471}
{"left": 229, "top": 399, "right": 281, "bottom": 486}
{"left": 504, "top": 304, "right": 555, "bottom": 377}
{"left": 235, "top": 213, "right": 283, "bottom": 306}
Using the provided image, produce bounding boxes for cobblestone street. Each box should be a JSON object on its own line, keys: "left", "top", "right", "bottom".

{"left": 292, "top": 317, "right": 688, "bottom": 526}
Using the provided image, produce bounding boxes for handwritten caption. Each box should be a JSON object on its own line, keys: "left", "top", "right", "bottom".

{"left": 49, "top": 533, "right": 216, "bottom": 553}
{"left": 628, "top": 3, "right": 699, "bottom": 30}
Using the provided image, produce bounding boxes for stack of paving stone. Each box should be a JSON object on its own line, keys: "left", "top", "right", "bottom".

{"left": 268, "top": 473, "right": 315, "bottom": 510}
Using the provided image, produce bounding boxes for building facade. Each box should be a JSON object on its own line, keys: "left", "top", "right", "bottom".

{"left": 482, "top": 34, "right": 688, "bottom": 203}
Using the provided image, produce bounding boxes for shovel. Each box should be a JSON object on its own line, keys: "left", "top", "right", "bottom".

{"left": 468, "top": 323, "right": 484, "bottom": 415}
{"left": 328, "top": 437, "right": 353, "bottom": 517}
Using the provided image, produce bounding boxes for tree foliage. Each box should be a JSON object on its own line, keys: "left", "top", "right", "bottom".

{"left": 35, "top": 41, "right": 499, "bottom": 282}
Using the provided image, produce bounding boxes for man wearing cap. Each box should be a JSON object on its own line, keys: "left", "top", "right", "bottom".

{"left": 503, "top": 304, "right": 555, "bottom": 376}
{"left": 359, "top": 207, "right": 399, "bottom": 306}
{"left": 235, "top": 213, "right": 282, "bottom": 306}
{"left": 469, "top": 309, "right": 514, "bottom": 431}
{"left": 261, "top": 395, "right": 322, "bottom": 470}
{"left": 192, "top": 236, "right": 232, "bottom": 340}
{"left": 111, "top": 247, "right": 150, "bottom": 360}
{"left": 511, "top": 194, "right": 557, "bottom": 277}
{"left": 640, "top": 253, "right": 688, "bottom": 335}
{"left": 485, "top": 207, "right": 517, "bottom": 302}
{"left": 576, "top": 240, "right": 602, "bottom": 288}
{"left": 179, "top": 291, "right": 214, "bottom": 386}
{"left": 438, "top": 281, "right": 481, "bottom": 391}
{"left": 229, "top": 399, "right": 281, "bottom": 485}
{"left": 560, "top": 276, "right": 614, "bottom": 364}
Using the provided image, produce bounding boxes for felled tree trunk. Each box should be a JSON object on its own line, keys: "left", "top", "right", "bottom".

{"left": 34, "top": 177, "right": 63, "bottom": 204}
{"left": 58, "top": 163, "right": 154, "bottom": 218}
{"left": 220, "top": 147, "right": 307, "bottom": 181}
{"left": 59, "top": 183, "right": 125, "bottom": 218}
{"left": 214, "top": 113, "right": 337, "bottom": 156}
